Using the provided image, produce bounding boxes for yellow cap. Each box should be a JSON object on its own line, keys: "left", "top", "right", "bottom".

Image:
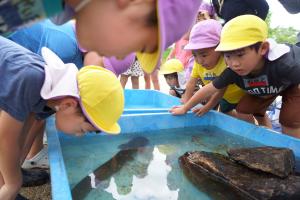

{"left": 159, "top": 59, "right": 184, "bottom": 75}
{"left": 77, "top": 66, "right": 124, "bottom": 134}
{"left": 215, "top": 15, "right": 268, "bottom": 52}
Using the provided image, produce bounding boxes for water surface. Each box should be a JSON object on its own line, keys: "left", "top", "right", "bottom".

{"left": 61, "top": 126, "right": 266, "bottom": 200}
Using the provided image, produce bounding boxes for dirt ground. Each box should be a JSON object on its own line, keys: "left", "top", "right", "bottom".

{"left": 20, "top": 183, "right": 51, "bottom": 200}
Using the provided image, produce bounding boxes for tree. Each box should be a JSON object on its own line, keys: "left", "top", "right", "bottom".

{"left": 266, "top": 12, "right": 298, "bottom": 44}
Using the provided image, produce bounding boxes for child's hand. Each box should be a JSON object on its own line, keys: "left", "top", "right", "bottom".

{"left": 169, "top": 105, "right": 188, "bottom": 115}
{"left": 192, "top": 106, "right": 210, "bottom": 116}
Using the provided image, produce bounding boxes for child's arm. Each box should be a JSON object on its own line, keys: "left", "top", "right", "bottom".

{"left": 181, "top": 77, "right": 198, "bottom": 104}
{"left": 0, "top": 111, "right": 23, "bottom": 199}
{"left": 170, "top": 82, "right": 219, "bottom": 115}
{"left": 192, "top": 88, "right": 226, "bottom": 116}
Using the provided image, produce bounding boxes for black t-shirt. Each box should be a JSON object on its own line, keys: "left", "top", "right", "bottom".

{"left": 212, "top": 0, "right": 269, "bottom": 23}
{"left": 213, "top": 44, "right": 300, "bottom": 96}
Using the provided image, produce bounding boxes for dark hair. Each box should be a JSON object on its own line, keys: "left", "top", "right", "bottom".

{"left": 164, "top": 72, "right": 178, "bottom": 80}
{"left": 248, "top": 42, "right": 263, "bottom": 52}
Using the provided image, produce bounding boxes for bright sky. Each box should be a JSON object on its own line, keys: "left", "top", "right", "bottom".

{"left": 267, "top": 0, "right": 300, "bottom": 30}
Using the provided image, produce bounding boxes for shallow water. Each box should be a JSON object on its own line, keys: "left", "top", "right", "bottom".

{"left": 61, "top": 126, "right": 266, "bottom": 200}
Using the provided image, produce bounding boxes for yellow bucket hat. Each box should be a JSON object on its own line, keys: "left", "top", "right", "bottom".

{"left": 159, "top": 59, "right": 184, "bottom": 75}
{"left": 215, "top": 15, "right": 268, "bottom": 52}
{"left": 77, "top": 66, "right": 124, "bottom": 134}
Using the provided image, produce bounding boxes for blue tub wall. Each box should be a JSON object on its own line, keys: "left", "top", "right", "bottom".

{"left": 46, "top": 118, "right": 72, "bottom": 200}
{"left": 124, "top": 89, "right": 180, "bottom": 110}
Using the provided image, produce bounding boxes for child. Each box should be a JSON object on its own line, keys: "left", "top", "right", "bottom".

{"left": 160, "top": 59, "right": 186, "bottom": 98}
{"left": 75, "top": 0, "right": 202, "bottom": 74}
{"left": 1, "top": 0, "right": 202, "bottom": 75}
{"left": 144, "top": 70, "right": 161, "bottom": 91}
{"left": 167, "top": 33, "right": 192, "bottom": 71}
{"left": 171, "top": 15, "right": 300, "bottom": 138}
{"left": 0, "top": 37, "right": 124, "bottom": 199}
{"left": 197, "top": 2, "right": 216, "bottom": 22}
{"left": 179, "top": 19, "right": 247, "bottom": 119}
{"left": 120, "top": 57, "right": 144, "bottom": 89}
{"left": 211, "top": 0, "right": 269, "bottom": 23}
{"left": 9, "top": 20, "right": 84, "bottom": 69}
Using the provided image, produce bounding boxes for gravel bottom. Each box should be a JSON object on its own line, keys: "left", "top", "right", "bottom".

{"left": 20, "top": 182, "right": 51, "bottom": 200}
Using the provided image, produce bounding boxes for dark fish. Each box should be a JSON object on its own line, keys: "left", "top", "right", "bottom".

{"left": 180, "top": 151, "right": 300, "bottom": 200}
{"left": 72, "top": 136, "right": 149, "bottom": 200}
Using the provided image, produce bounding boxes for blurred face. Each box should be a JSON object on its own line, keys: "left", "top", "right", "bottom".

{"left": 193, "top": 47, "right": 221, "bottom": 70}
{"left": 75, "top": 0, "right": 158, "bottom": 58}
{"left": 197, "top": 10, "right": 211, "bottom": 22}
{"left": 54, "top": 99, "right": 97, "bottom": 136}
{"left": 223, "top": 43, "right": 268, "bottom": 76}
{"left": 164, "top": 73, "right": 179, "bottom": 87}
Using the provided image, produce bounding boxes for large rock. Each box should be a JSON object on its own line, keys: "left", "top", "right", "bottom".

{"left": 179, "top": 151, "right": 300, "bottom": 200}
{"left": 228, "top": 146, "right": 295, "bottom": 178}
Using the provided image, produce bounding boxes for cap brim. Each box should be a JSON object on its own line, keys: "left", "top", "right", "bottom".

{"left": 81, "top": 102, "right": 121, "bottom": 134}
{"left": 184, "top": 43, "right": 218, "bottom": 50}
{"left": 159, "top": 69, "right": 172, "bottom": 75}
{"left": 215, "top": 41, "right": 258, "bottom": 52}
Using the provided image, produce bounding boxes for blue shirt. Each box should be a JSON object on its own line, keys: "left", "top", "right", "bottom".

{"left": 8, "top": 20, "right": 83, "bottom": 69}
{"left": 0, "top": 37, "right": 53, "bottom": 122}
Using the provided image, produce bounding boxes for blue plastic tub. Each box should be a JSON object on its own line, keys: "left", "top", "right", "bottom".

{"left": 123, "top": 89, "right": 180, "bottom": 114}
{"left": 46, "top": 90, "right": 300, "bottom": 199}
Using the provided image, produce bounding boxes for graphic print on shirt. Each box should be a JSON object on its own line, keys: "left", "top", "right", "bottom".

{"left": 203, "top": 72, "right": 217, "bottom": 81}
{"left": 243, "top": 75, "right": 284, "bottom": 95}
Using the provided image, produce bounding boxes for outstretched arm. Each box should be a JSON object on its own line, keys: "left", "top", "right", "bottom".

{"left": 0, "top": 111, "right": 23, "bottom": 200}
{"left": 192, "top": 88, "right": 226, "bottom": 116}
{"left": 170, "top": 82, "right": 219, "bottom": 115}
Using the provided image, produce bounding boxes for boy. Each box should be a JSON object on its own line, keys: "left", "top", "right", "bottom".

{"left": 0, "top": 37, "right": 124, "bottom": 199}
{"left": 180, "top": 19, "right": 248, "bottom": 119}
{"left": 171, "top": 15, "right": 300, "bottom": 138}
{"left": 160, "top": 59, "right": 187, "bottom": 98}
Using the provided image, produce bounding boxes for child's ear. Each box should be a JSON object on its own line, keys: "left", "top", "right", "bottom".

{"left": 58, "top": 97, "right": 78, "bottom": 112}
{"left": 260, "top": 41, "right": 270, "bottom": 56}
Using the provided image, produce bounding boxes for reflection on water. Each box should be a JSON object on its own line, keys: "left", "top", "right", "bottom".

{"left": 62, "top": 126, "right": 267, "bottom": 200}
{"left": 105, "top": 147, "right": 179, "bottom": 200}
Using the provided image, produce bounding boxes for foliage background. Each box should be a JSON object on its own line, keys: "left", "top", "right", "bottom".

{"left": 266, "top": 13, "right": 298, "bottom": 44}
